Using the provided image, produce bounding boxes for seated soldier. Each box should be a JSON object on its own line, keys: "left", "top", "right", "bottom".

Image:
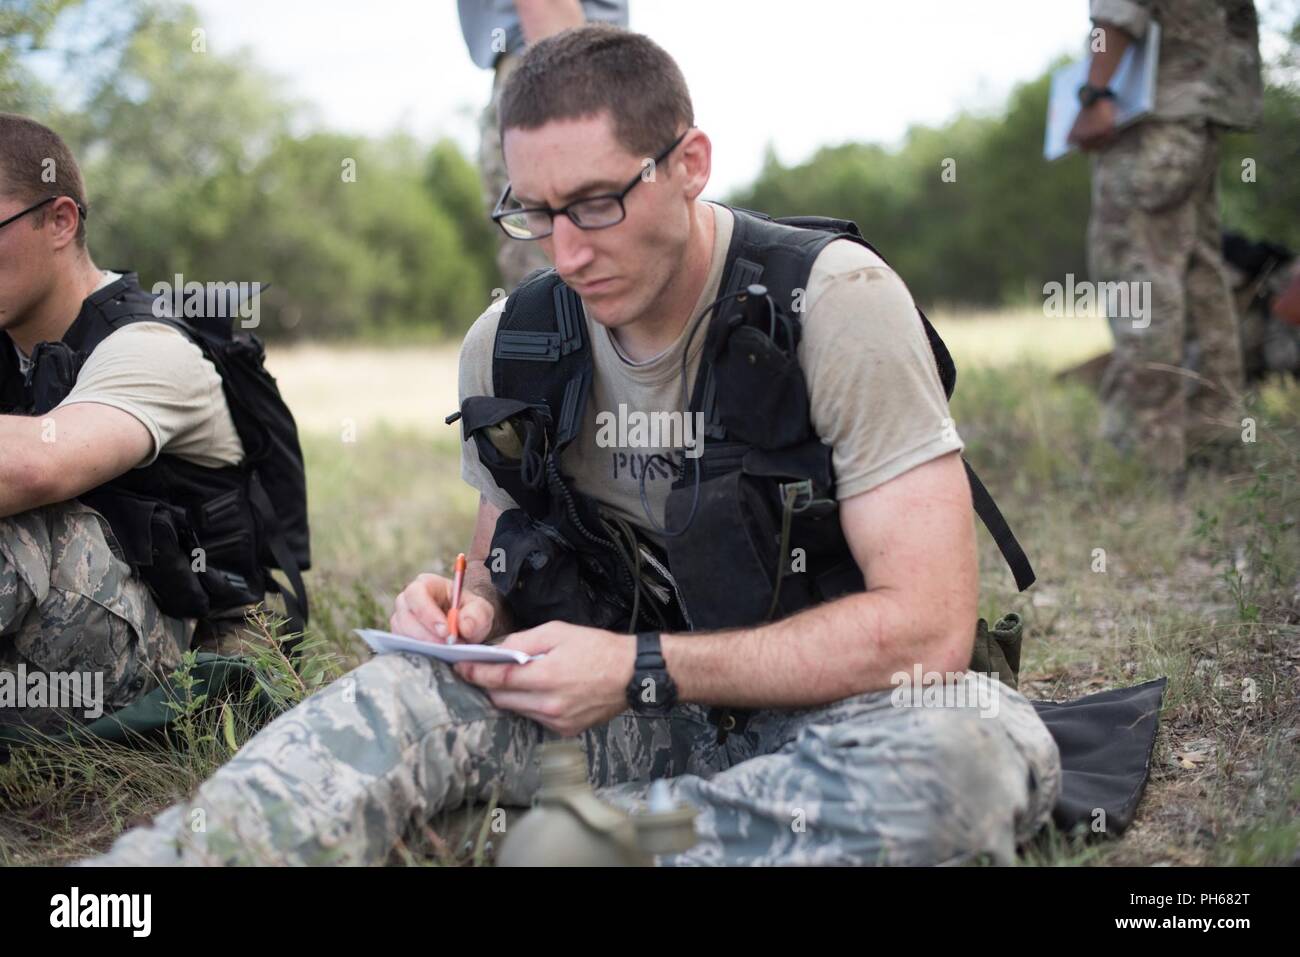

{"left": 91, "top": 27, "right": 1061, "bottom": 866}
{"left": 0, "top": 114, "right": 274, "bottom": 740}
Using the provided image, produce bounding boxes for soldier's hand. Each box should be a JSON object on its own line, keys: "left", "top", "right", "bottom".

{"left": 1068, "top": 98, "right": 1118, "bottom": 152}
{"left": 453, "top": 621, "right": 634, "bottom": 737}
{"left": 390, "top": 572, "right": 495, "bottom": 644}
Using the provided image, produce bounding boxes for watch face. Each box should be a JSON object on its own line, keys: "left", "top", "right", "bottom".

{"left": 629, "top": 671, "right": 676, "bottom": 713}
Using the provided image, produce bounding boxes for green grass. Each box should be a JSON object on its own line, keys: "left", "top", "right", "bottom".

{"left": 951, "top": 363, "right": 1300, "bottom": 865}
{"left": 1, "top": 346, "right": 1297, "bottom": 867}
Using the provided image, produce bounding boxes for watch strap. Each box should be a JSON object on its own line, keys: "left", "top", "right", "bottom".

{"left": 1078, "top": 83, "right": 1116, "bottom": 108}
{"left": 635, "top": 631, "right": 665, "bottom": 669}
{"left": 628, "top": 631, "right": 676, "bottom": 713}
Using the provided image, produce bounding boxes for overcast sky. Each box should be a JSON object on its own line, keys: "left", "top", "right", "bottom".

{"left": 182, "top": 1, "right": 1293, "bottom": 196}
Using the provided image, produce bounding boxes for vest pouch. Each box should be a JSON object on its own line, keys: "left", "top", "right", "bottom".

{"left": 488, "top": 508, "right": 628, "bottom": 631}
{"left": 78, "top": 488, "right": 207, "bottom": 620}
{"left": 970, "top": 613, "right": 1023, "bottom": 689}
{"left": 190, "top": 485, "right": 263, "bottom": 609}
{"left": 73, "top": 491, "right": 205, "bottom": 620}
{"left": 143, "top": 501, "right": 212, "bottom": 620}
{"left": 664, "top": 470, "right": 782, "bottom": 630}
{"left": 739, "top": 442, "right": 856, "bottom": 609}
{"left": 26, "top": 340, "right": 79, "bottom": 412}
{"left": 460, "top": 396, "right": 552, "bottom": 511}
{"left": 711, "top": 324, "right": 810, "bottom": 450}
{"left": 460, "top": 396, "right": 549, "bottom": 466}
{"left": 194, "top": 530, "right": 262, "bottom": 609}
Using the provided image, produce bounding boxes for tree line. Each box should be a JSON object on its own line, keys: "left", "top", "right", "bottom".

{"left": 4, "top": 0, "right": 1296, "bottom": 337}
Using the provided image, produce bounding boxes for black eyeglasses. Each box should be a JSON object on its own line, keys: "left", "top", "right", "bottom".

{"left": 0, "top": 195, "right": 88, "bottom": 233}
{"left": 492, "top": 127, "right": 693, "bottom": 241}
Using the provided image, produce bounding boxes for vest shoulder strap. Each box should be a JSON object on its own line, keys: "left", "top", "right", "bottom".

{"left": 491, "top": 268, "right": 593, "bottom": 451}
{"left": 96, "top": 275, "right": 206, "bottom": 343}
{"left": 719, "top": 206, "right": 956, "bottom": 398}
{"left": 690, "top": 206, "right": 855, "bottom": 439}
{"left": 719, "top": 206, "right": 845, "bottom": 303}
{"left": 707, "top": 206, "right": 1033, "bottom": 590}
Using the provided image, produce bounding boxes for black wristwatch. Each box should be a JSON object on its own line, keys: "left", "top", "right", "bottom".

{"left": 625, "top": 631, "right": 678, "bottom": 715}
{"left": 1077, "top": 83, "right": 1116, "bottom": 109}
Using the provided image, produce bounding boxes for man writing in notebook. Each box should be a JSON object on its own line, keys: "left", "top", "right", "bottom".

{"left": 95, "top": 25, "right": 1060, "bottom": 867}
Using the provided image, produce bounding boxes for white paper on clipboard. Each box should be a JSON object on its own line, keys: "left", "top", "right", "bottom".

{"left": 1044, "top": 21, "right": 1160, "bottom": 161}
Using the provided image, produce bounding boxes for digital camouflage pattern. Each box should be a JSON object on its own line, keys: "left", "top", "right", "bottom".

{"left": 0, "top": 502, "right": 189, "bottom": 737}
{"left": 1089, "top": 119, "right": 1247, "bottom": 475}
{"left": 479, "top": 52, "right": 552, "bottom": 291}
{"left": 1089, "top": 0, "right": 1262, "bottom": 130}
{"left": 88, "top": 654, "right": 1060, "bottom": 866}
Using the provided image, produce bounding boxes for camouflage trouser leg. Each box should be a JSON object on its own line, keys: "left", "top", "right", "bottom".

{"left": 0, "top": 502, "right": 190, "bottom": 737}
{"left": 595, "top": 670, "right": 1060, "bottom": 866}
{"left": 88, "top": 656, "right": 1058, "bottom": 866}
{"left": 87, "top": 652, "right": 551, "bottom": 865}
{"left": 1089, "top": 119, "right": 1244, "bottom": 475}
{"left": 479, "top": 52, "right": 552, "bottom": 291}
{"left": 1184, "top": 140, "right": 1247, "bottom": 453}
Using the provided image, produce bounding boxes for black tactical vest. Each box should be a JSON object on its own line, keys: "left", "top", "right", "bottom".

{"left": 0, "top": 273, "right": 310, "bottom": 634}
{"left": 454, "top": 207, "right": 1034, "bottom": 640}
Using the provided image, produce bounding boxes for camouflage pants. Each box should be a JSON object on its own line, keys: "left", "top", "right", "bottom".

{"left": 88, "top": 653, "right": 1060, "bottom": 866}
{"left": 1088, "top": 118, "right": 1245, "bottom": 475}
{"left": 479, "top": 52, "right": 552, "bottom": 291}
{"left": 0, "top": 502, "right": 189, "bottom": 738}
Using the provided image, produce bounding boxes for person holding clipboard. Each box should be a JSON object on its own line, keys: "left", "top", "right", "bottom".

{"left": 1071, "top": 1, "right": 1264, "bottom": 483}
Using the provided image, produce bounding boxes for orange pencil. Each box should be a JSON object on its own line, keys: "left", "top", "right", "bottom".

{"left": 446, "top": 552, "right": 467, "bottom": 644}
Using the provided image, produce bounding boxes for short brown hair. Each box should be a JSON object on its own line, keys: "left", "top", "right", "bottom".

{"left": 498, "top": 25, "right": 693, "bottom": 159}
{"left": 0, "top": 113, "right": 88, "bottom": 246}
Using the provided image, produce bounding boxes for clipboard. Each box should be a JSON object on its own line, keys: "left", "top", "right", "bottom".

{"left": 1043, "top": 21, "right": 1161, "bottom": 161}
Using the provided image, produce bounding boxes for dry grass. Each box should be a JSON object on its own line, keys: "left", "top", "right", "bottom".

{"left": 929, "top": 307, "right": 1113, "bottom": 371}
{"left": 266, "top": 343, "right": 461, "bottom": 436}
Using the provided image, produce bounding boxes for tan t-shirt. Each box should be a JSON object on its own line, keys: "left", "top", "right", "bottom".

{"left": 459, "top": 202, "right": 962, "bottom": 542}
{"left": 53, "top": 276, "right": 245, "bottom": 468}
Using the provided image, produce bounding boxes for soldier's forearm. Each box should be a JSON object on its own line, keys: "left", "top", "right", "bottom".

{"left": 0, "top": 417, "right": 54, "bottom": 518}
{"left": 1087, "top": 22, "right": 1134, "bottom": 89}
{"left": 660, "top": 589, "right": 972, "bottom": 710}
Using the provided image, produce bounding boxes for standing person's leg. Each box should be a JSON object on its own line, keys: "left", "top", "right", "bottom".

{"left": 1183, "top": 125, "right": 1247, "bottom": 458}
{"left": 1090, "top": 120, "right": 1206, "bottom": 478}
{"left": 0, "top": 502, "right": 189, "bottom": 738}
{"left": 594, "top": 672, "right": 1061, "bottom": 866}
{"left": 479, "top": 54, "right": 552, "bottom": 291}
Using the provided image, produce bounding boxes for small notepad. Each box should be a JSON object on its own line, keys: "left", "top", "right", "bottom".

{"left": 353, "top": 629, "right": 542, "bottom": 665}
